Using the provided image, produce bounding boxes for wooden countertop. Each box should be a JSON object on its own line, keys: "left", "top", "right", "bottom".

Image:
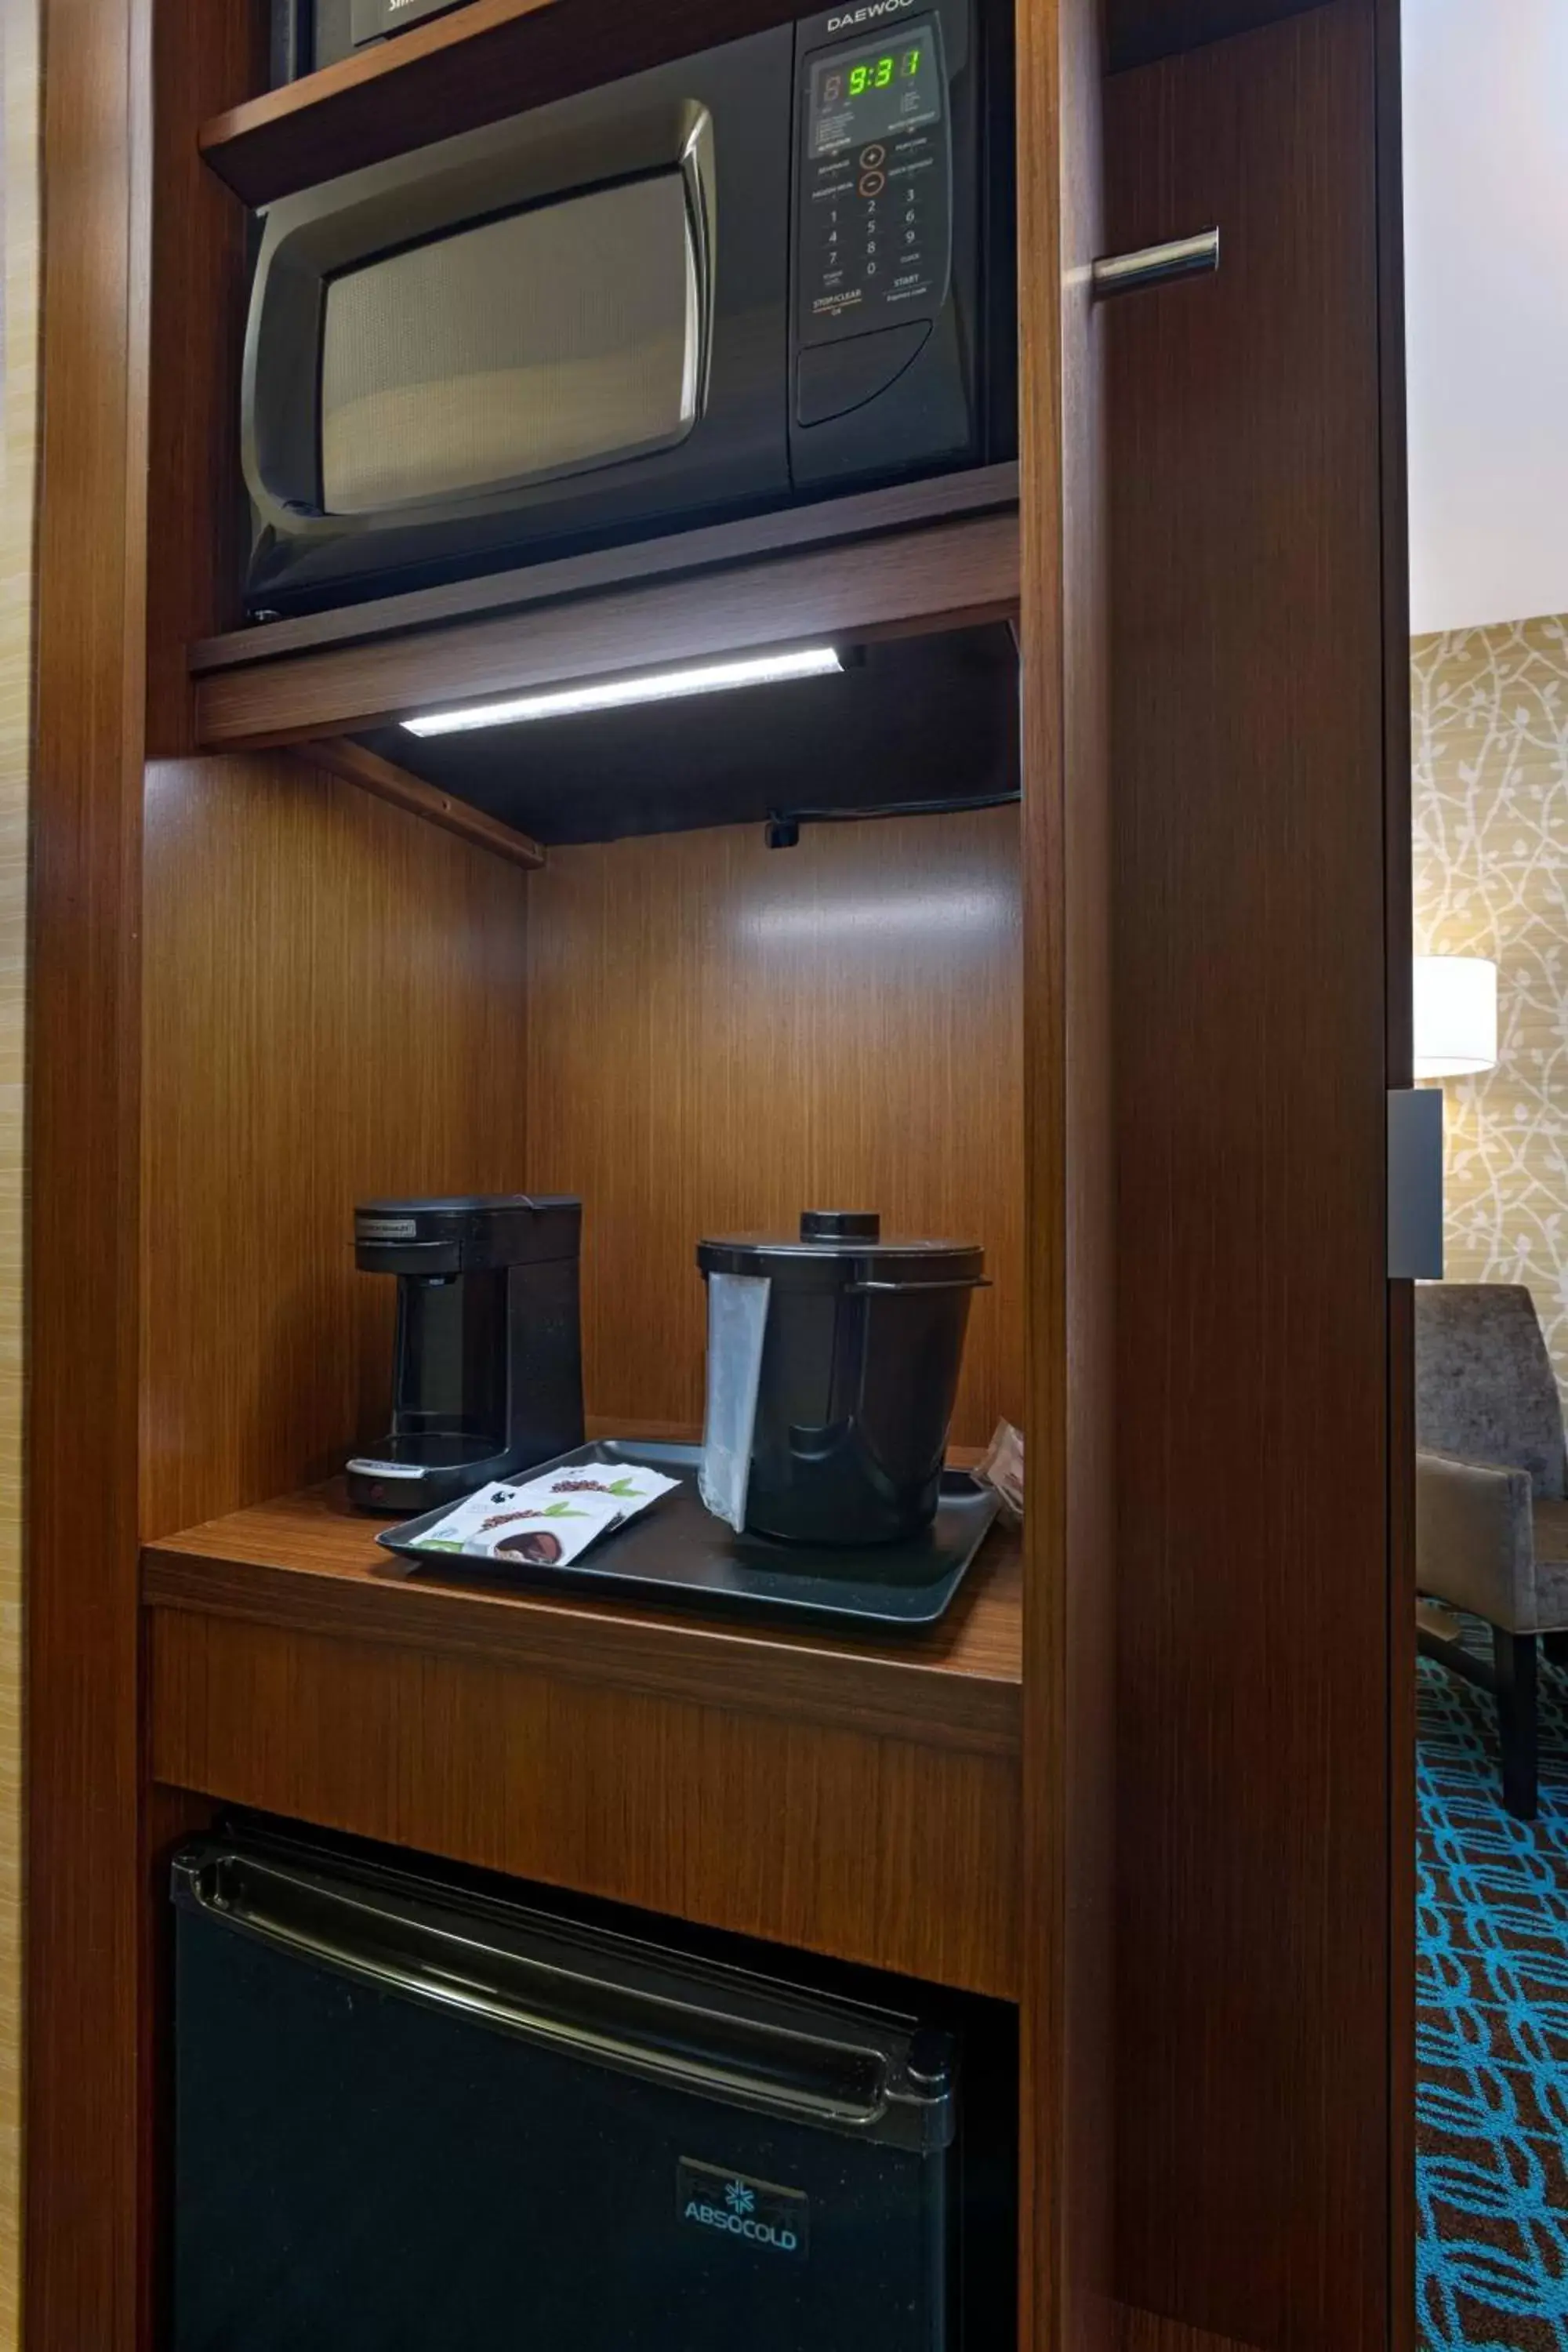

{"left": 143, "top": 1483, "right": 1023, "bottom": 1759}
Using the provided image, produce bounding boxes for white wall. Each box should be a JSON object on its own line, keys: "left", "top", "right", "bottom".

{"left": 1405, "top": 0, "right": 1568, "bottom": 634}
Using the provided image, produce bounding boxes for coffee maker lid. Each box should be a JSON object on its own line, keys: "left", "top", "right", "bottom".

{"left": 358, "top": 1194, "right": 579, "bottom": 1217}
{"left": 355, "top": 1194, "right": 581, "bottom": 1273}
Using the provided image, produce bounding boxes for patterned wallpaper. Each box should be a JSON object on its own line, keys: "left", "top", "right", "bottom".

{"left": 1413, "top": 613, "right": 1568, "bottom": 1393}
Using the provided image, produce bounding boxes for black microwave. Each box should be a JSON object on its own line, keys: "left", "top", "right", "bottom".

{"left": 241, "top": 0, "right": 1015, "bottom": 616}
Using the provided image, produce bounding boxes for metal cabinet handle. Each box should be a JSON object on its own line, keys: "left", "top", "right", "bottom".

{"left": 1091, "top": 227, "right": 1220, "bottom": 299}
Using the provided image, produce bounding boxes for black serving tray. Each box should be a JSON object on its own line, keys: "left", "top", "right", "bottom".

{"left": 375, "top": 1440, "right": 1002, "bottom": 1632}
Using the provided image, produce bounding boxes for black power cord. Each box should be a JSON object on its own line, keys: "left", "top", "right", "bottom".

{"left": 764, "top": 789, "right": 1022, "bottom": 849}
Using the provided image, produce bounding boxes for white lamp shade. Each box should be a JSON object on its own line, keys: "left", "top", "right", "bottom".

{"left": 1414, "top": 956, "right": 1498, "bottom": 1077}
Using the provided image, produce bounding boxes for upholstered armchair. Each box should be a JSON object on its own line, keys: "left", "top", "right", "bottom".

{"left": 1415, "top": 1283, "right": 1568, "bottom": 1819}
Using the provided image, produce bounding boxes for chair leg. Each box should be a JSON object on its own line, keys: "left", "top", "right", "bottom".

{"left": 1493, "top": 1629, "right": 1540, "bottom": 1821}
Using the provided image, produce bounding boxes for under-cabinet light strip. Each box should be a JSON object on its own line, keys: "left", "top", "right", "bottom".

{"left": 402, "top": 646, "right": 845, "bottom": 737}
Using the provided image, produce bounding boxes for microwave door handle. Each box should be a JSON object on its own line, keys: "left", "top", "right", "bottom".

{"left": 679, "top": 108, "right": 717, "bottom": 420}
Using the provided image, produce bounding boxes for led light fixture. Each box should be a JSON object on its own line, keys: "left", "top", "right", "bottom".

{"left": 402, "top": 647, "right": 845, "bottom": 738}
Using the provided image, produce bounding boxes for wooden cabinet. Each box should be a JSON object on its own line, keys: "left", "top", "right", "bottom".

{"left": 24, "top": 2, "right": 1406, "bottom": 2349}
{"left": 1105, "top": 9, "right": 1408, "bottom": 2347}
{"left": 144, "top": 1494, "right": 1025, "bottom": 1994}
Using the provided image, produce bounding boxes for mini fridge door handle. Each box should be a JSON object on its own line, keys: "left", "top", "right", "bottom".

{"left": 173, "top": 1846, "right": 952, "bottom": 2149}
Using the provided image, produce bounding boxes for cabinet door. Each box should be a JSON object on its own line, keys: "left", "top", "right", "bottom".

{"left": 1017, "top": 0, "right": 1116, "bottom": 2346}
{"left": 1104, "top": 5, "right": 1408, "bottom": 2350}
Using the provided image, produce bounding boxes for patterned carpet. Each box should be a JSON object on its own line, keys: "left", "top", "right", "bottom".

{"left": 1418, "top": 1639, "right": 1568, "bottom": 2350}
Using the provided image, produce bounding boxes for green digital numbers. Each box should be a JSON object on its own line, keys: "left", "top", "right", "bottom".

{"left": 845, "top": 41, "right": 920, "bottom": 104}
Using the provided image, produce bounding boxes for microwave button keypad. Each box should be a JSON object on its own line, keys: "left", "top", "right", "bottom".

{"left": 797, "top": 21, "right": 952, "bottom": 347}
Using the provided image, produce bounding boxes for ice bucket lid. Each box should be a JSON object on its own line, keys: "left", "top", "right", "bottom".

{"left": 696, "top": 1210, "right": 985, "bottom": 1287}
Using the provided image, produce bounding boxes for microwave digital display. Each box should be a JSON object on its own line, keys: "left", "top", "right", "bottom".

{"left": 809, "top": 27, "right": 942, "bottom": 156}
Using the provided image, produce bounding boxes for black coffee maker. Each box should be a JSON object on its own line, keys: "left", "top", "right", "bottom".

{"left": 347, "top": 1196, "right": 583, "bottom": 1513}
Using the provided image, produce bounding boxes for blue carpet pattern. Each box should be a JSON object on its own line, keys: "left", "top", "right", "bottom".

{"left": 1418, "top": 1642, "right": 1568, "bottom": 2350}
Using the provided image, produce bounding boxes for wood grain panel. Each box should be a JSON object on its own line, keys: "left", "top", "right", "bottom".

{"left": 193, "top": 514, "right": 1022, "bottom": 750}
{"left": 523, "top": 808, "right": 1022, "bottom": 1450}
{"left": 27, "top": 0, "right": 151, "bottom": 2343}
{"left": 1116, "top": 2313, "right": 1261, "bottom": 2352}
{"left": 144, "top": 0, "right": 260, "bottom": 750}
{"left": 143, "top": 1483, "right": 1023, "bottom": 1755}
{"left": 1105, "top": 9, "right": 1393, "bottom": 2347}
{"left": 1376, "top": 0, "right": 1415, "bottom": 2339}
{"left": 147, "top": 1611, "right": 1022, "bottom": 1996}
{"left": 0, "top": 2, "right": 39, "bottom": 2338}
{"left": 301, "top": 739, "right": 546, "bottom": 869}
{"left": 1106, "top": 0, "right": 1334, "bottom": 72}
{"left": 1016, "top": 0, "right": 1115, "bottom": 2344}
{"left": 139, "top": 750, "right": 532, "bottom": 1539}
{"left": 192, "top": 466, "right": 1022, "bottom": 674}
{"left": 201, "top": 0, "right": 804, "bottom": 207}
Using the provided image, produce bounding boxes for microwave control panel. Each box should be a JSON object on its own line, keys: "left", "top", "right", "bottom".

{"left": 793, "top": 14, "right": 953, "bottom": 387}
{"left": 788, "top": 0, "right": 979, "bottom": 468}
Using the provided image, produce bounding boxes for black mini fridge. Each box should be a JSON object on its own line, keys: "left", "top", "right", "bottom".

{"left": 172, "top": 1833, "right": 1014, "bottom": 2350}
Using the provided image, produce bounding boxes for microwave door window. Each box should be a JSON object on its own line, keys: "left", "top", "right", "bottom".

{"left": 318, "top": 173, "right": 704, "bottom": 517}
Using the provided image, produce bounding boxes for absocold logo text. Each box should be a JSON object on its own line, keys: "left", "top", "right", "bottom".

{"left": 677, "top": 2160, "right": 809, "bottom": 2258}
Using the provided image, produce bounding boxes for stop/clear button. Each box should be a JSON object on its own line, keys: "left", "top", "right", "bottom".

{"left": 859, "top": 143, "right": 886, "bottom": 168}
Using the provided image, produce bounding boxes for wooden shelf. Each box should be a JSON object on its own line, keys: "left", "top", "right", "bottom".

{"left": 143, "top": 1483, "right": 1023, "bottom": 1995}
{"left": 191, "top": 471, "right": 1021, "bottom": 754}
{"left": 194, "top": 467, "right": 1019, "bottom": 677}
{"left": 201, "top": 0, "right": 808, "bottom": 209}
{"left": 303, "top": 737, "right": 547, "bottom": 868}
{"left": 143, "top": 1480, "right": 1022, "bottom": 1755}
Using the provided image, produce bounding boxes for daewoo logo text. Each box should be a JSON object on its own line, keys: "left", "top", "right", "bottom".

{"left": 826, "top": 0, "right": 916, "bottom": 31}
